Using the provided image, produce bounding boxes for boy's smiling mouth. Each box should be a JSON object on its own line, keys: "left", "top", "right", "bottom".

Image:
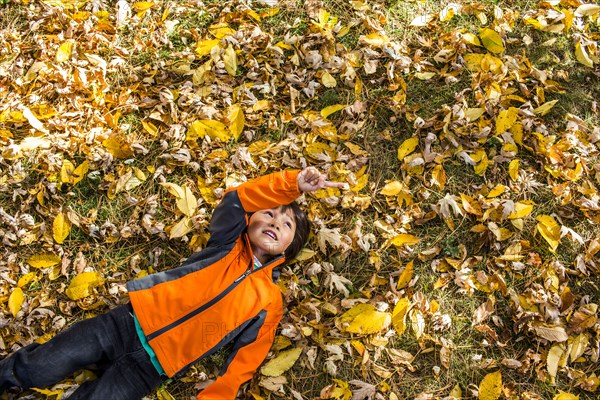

{"left": 263, "top": 230, "right": 278, "bottom": 240}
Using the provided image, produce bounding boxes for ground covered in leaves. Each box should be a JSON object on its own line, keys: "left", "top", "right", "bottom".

{"left": 1, "top": 0, "right": 599, "bottom": 399}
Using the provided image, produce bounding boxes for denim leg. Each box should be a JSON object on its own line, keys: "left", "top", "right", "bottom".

{"left": 67, "top": 347, "right": 162, "bottom": 400}
{"left": 0, "top": 303, "right": 138, "bottom": 391}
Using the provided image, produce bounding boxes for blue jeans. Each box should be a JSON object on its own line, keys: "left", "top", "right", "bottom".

{"left": 0, "top": 303, "right": 162, "bottom": 399}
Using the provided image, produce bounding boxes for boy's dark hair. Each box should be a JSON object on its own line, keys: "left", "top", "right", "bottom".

{"left": 280, "top": 202, "right": 309, "bottom": 262}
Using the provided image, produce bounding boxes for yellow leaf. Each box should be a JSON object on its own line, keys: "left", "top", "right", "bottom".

{"left": 464, "top": 53, "right": 485, "bottom": 71}
{"left": 133, "top": 2, "right": 154, "bottom": 12}
{"left": 321, "top": 104, "right": 347, "bottom": 118}
{"left": 209, "top": 22, "right": 235, "bottom": 39}
{"left": 487, "top": 185, "right": 505, "bottom": 198}
{"left": 431, "top": 164, "right": 446, "bottom": 189}
{"left": 415, "top": 72, "right": 435, "bottom": 80}
{"left": 388, "top": 234, "right": 419, "bottom": 247}
{"left": 62, "top": 160, "right": 88, "bottom": 185}
{"left": 508, "top": 159, "right": 519, "bottom": 181}
{"left": 9, "top": 287, "right": 24, "bottom": 317}
{"left": 65, "top": 271, "right": 104, "bottom": 301}
{"left": 53, "top": 212, "right": 71, "bottom": 244}
{"left": 397, "top": 137, "right": 419, "bottom": 161}
{"left": 575, "top": 43, "right": 594, "bottom": 68}
{"left": 536, "top": 215, "right": 560, "bottom": 251}
{"left": 56, "top": 40, "right": 74, "bottom": 62}
{"left": 465, "top": 107, "right": 485, "bottom": 121}
{"left": 321, "top": 72, "right": 337, "bottom": 88}
{"left": 480, "top": 28, "right": 504, "bottom": 54}
{"left": 304, "top": 142, "right": 336, "bottom": 162}
{"left": 524, "top": 17, "right": 547, "bottom": 31}
{"left": 508, "top": 200, "right": 534, "bottom": 219}
{"left": 293, "top": 248, "right": 315, "bottom": 262}
{"left": 339, "top": 304, "right": 392, "bottom": 334}
{"left": 461, "top": 193, "right": 483, "bottom": 216}
{"left": 448, "top": 384, "right": 462, "bottom": 399}
{"left": 359, "top": 33, "right": 389, "bottom": 47}
{"left": 439, "top": 4, "right": 458, "bottom": 22}
{"left": 227, "top": 104, "right": 245, "bottom": 140}
{"left": 534, "top": 100, "right": 559, "bottom": 116}
{"left": 17, "top": 272, "right": 36, "bottom": 288}
{"left": 409, "top": 309, "right": 425, "bottom": 339}
{"left": 380, "top": 181, "right": 404, "bottom": 196}
{"left": 176, "top": 186, "right": 197, "bottom": 217}
{"left": 187, "top": 120, "right": 231, "bottom": 142}
{"left": 223, "top": 44, "right": 237, "bottom": 76}
{"left": 478, "top": 370, "right": 502, "bottom": 400}
{"left": 156, "top": 387, "right": 176, "bottom": 400}
{"left": 261, "top": 7, "right": 280, "bottom": 18}
{"left": 61, "top": 160, "right": 76, "bottom": 184}
{"left": 392, "top": 298, "right": 410, "bottom": 335}
{"left": 72, "top": 160, "right": 89, "bottom": 185}
{"left": 142, "top": 120, "right": 158, "bottom": 136}
{"left": 31, "top": 388, "right": 64, "bottom": 397}
{"left": 195, "top": 39, "right": 220, "bottom": 57}
{"left": 481, "top": 54, "right": 504, "bottom": 74}
{"left": 397, "top": 260, "right": 414, "bottom": 289}
{"left": 473, "top": 150, "right": 489, "bottom": 175}
{"left": 102, "top": 135, "right": 134, "bottom": 158}
{"left": 554, "top": 390, "right": 579, "bottom": 400}
{"left": 160, "top": 182, "right": 185, "bottom": 199}
{"left": 170, "top": 216, "right": 194, "bottom": 239}
{"left": 496, "top": 107, "right": 519, "bottom": 134}
{"left": 260, "top": 347, "right": 303, "bottom": 377}
{"left": 27, "top": 254, "right": 61, "bottom": 269}
{"left": 547, "top": 343, "right": 565, "bottom": 378}
{"left": 569, "top": 333, "right": 589, "bottom": 363}
{"left": 462, "top": 32, "right": 481, "bottom": 46}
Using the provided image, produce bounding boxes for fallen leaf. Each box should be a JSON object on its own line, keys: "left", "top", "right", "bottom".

{"left": 227, "top": 104, "right": 245, "bottom": 140}
{"left": 534, "top": 100, "right": 559, "bottom": 116}
{"left": 187, "top": 120, "right": 232, "bottom": 142}
{"left": 397, "top": 137, "right": 419, "bottom": 161}
{"left": 56, "top": 40, "right": 74, "bottom": 62}
{"left": 261, "top": 347, "right": 303, "bottom": 377}
{"left": 397, "top": 260, "right": 414, "bottom": 289}
{"left": 27, "top": 254, "right": 62, "bottom": 269}
{"left": 392, "top": 298, "right": 410, "bottom": 335}
{"left": 65, "top": 271, "right": 104, "bottom": 300}
{"left": 478, "top": 370, "right": 502, "bottom": 400}
{"left": 536, "top": 215, "right": 561, "bottom": 251}
{"left": 223, "top": 44, "right": 237, "bottom": 76}
{"left": 53, "top": 212, "right": 71, "bottom": 244}
{"left": 531, "top": 322, "right": 568, "bottom": 342}
{"left": 338, "top": 304, "right": 392, "bottom": 335}
{"left": 9, "top": 287, "right": 24, "bottom": 317}
{"left": 480, "top": 28, "right": 504, "bottom": 54}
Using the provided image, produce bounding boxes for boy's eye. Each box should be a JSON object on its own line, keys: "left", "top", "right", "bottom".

{"left": 265, "top": 211, "right": 273, "bottom": 217}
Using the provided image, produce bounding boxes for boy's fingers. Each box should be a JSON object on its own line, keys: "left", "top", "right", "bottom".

{"left": 323, "top": 181, "right": 349, "bottom": 189}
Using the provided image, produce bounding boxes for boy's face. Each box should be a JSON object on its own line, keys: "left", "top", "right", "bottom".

{"left": 248, "top": 206, "right": 296, "bottom": 264}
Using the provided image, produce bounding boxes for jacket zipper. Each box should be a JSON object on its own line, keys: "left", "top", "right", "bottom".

{"left": 146, "top": 255, "right": 283, "bottom": 341}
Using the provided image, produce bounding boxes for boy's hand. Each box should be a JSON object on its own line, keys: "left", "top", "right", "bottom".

{"left": 298, "top": 167, "right": 348, "bottom": 193}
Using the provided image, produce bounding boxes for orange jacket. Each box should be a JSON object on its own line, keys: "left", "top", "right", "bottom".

{"left": 127, "top": 170, "right": 301, "bottom": 399}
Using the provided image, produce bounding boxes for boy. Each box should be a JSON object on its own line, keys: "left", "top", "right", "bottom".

{"left": 1, "top": 167, "right": 345, "bottom": 399}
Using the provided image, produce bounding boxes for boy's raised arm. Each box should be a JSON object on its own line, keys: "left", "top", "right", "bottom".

{"left": 206, "top": 170, "right": 301, "bottom": 247}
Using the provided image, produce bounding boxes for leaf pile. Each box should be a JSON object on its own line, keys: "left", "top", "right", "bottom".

{"left": 0, "top": 0, "right": 599, "bottom": 399}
